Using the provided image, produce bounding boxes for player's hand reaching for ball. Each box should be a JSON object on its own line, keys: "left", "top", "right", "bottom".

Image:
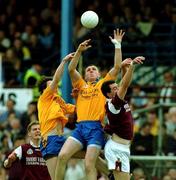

{"left": 121, "top": 58, "right": 133, "bottom": 67}
{"left": 121, "top": 56, "right": 145, "bottom": 67}
{"left": 62, "top": 52, "right": 75, "bottom": 63}
{"left": 77, "top": 39, "right": 92, "bottom": 52}
{"left": 133, "top": 56, "right": 145, "bottom": 64}
{"left": 109, "top": 28, "right": 125, "bottom": 47}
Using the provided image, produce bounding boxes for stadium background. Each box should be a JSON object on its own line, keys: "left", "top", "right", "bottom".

{"left": 0, "top": 0, "right": 176, "bottom": 179}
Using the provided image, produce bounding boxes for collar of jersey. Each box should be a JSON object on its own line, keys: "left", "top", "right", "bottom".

{"left": 30, "top": 140, "right": 40, "bottom": 148}
{"left": 87, "top": 81, "right": 97, "bottom": 86}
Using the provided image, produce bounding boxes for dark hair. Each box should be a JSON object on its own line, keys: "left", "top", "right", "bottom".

{"left": 101, "top": 80, "right": 115, "bottom": 98}
{"left": 38, "top": 76, "right": 52, "bottom": 94}
{"left": 27, "top": 120, "right": 39, "bottom": 132}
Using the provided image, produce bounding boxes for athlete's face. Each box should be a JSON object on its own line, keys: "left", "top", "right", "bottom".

{"left": 85, "top": 65, "right": 100, "bottom": 82}
{"left": 108, "top": 83, "right": 118, "bottom": 98}
{"left": 28, "top": 124, "right": 41, "bottom": 140}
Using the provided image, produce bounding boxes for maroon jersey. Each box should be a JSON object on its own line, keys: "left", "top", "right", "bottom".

{"left": 104, "top": 94, "right": 134, "bottom": 140}
{"left": 20, "top": 144, "right": 51, "bottom": 180}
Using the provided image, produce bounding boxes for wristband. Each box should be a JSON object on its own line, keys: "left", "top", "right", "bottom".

{"left": 111, "top": 39, "right": 121, "bottom": 49}
{"left": 115, "top": 42, "right": 121, "bottom": 49}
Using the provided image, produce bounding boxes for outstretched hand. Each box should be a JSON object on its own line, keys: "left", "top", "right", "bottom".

{"left": 133, "top": 56, "right": 145, "bottom": 64}
{"left": 109, "top": 28, "right": 125, "bottom": 43}
{"left": 63, "top": 52, "right": 75, "bottom": 62}
{"left": 121, "top": 56, "right": 145, "bottom": 67}
{"left": 78, "top": 39, "right": 92, "bottom": 52}
{"left": 121, "top": 58, "right": 133, "bottom": 68}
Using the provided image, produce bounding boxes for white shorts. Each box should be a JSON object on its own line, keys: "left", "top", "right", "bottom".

{"left": 104, "top": 138, "right": 130, "bottom": 173}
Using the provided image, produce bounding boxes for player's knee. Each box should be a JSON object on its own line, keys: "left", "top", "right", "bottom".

{"left": 58, "top": 152, "right": 69, "bottom": 163}
{"left": 85, "top": 161, "right": 96, "bottom": 173}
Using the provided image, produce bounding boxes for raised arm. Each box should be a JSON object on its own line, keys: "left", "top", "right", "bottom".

{"left": 68, "top": 39, "right": 91, "bottom": 83}
{"left": 121, "top": 57, "right": 145, "bottom": 78}
{"left": 118, "top": 56, "right": 145, "bottom": 100}
{"left": 121, "top": 58, "right": 131, "bottom": 78}
{"left": 108, "top": 29, "right": 125, "bottom": 79}
{"left": 49, "top": 53, "right": 74, "bottom": 91}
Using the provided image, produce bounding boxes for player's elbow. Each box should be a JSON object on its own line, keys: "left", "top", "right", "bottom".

{"left": 109, "top": 66, "right": 121, "bottom": 79}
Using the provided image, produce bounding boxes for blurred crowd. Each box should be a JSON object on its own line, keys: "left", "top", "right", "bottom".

{"left": 1, "top": 0, "right": 176, "bottom": 179}
{"left": 1, "top": 0, "right": 176, "bottom": 87}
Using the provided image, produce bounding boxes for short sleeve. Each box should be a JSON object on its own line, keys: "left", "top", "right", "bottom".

{"left": 40, "top": 86, "right": 54, "bottom": 101}
{"left": 103, "top": 73, "right": 114, "bottom": 82}
{"left": 14, "top": 146, "right": 22, "bottom": 160}
{"left": 72, "top": 77, "right": 85, "bottom": 89}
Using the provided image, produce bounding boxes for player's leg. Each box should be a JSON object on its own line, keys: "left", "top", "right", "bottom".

{"left": 55, "top": 123, "right": 84, "bottom": 180}
{"left": 55, "top": 137, "right": 83, "bottom": 180}
{"left": 85, "top": 146, "right": 101, "bottom": 180}
{"left": 96, "top": 156, "right": 109, "bottom": 176}
{"left": 72, "top": 150, "right": 85, "bottom": 158}
{"left": 72, "top": 149, "right": 109, "bottom": 176}
{"left": 45, "top": 156, "right": 57, "bottom": 180}
{"left": 40, "top": 135, "right": 66, "bottom": 180}
{"left": 113, "top": 170, "right": 130, "bottom": 180}
{"left": 84, "top": 121, "right": 106, "bottom": 180}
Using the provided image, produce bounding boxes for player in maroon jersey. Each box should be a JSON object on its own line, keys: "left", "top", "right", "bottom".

{"left": 101, "top": 56, "right": 145, "bottom": 180}
{"left": 4, "top": 135, "right": 25, "bottom": 180}
{"left": 4, "top": 121, "right": 51, "bottom": 180}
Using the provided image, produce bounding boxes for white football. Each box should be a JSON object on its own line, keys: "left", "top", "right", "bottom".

{"left": 81, "top": 11, "right": 99, "bottom": 29}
